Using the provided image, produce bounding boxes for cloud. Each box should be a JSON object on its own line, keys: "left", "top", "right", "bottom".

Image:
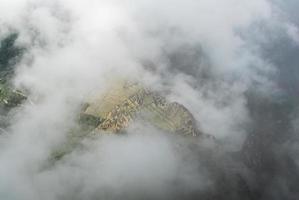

{"left": 0, "top": 0, "right": 298, "bottom": 199}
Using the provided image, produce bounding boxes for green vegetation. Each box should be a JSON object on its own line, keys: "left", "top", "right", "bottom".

{"left": 0, "top": 33, "right": 26, "bottom": 106}
{"left": 0, "top": 83, "right": 26, "bottom": 108}
{"left": 0, "top": 33, "right": 24, "bottom": 81}
{"left": 79, "top": 113, "right": 103, "bottom": 128}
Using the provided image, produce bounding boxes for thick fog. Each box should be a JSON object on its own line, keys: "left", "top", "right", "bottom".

{"left": 0, "top": 0, "right": 298, "bottom": 199}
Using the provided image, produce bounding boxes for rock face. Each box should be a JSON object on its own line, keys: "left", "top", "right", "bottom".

{"left": 81, "top": 81, "right": 201, "bottom": 136}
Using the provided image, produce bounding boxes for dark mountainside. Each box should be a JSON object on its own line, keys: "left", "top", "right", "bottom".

{"left": 0, "top": 33, "right": 299, "bottom": 200}
{"left": 0, "top": 34, "right": 26, "bottom": 129}
{"left": 0, "top": 33, "right": 24, "bottom": 80}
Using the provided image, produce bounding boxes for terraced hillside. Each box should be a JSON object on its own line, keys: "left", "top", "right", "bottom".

{"left": 82, "top": 81, "right": 201, "bottom": 136}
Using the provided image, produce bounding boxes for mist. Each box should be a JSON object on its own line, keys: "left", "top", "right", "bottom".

{"left": 0, "top": 0, "right": 298, "bottom": 199}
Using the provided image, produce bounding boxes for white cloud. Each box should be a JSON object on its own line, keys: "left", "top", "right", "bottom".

{"left": 0, "top": 0, "right": 297, "bottom": 199}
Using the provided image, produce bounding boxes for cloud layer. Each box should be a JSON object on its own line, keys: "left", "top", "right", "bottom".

{"left": 0, "top": 0, "right": 298, "bottom": 199}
